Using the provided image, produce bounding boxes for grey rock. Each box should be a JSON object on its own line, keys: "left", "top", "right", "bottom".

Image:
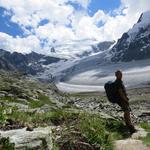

{"left": 0, "top": 127, "right": 52, "bottom": 150}
{"left": 6, "top": 103, "right": 29, "bottom": 109}
{"left": 0, "top": 93, "right": 5, "bottom": 97}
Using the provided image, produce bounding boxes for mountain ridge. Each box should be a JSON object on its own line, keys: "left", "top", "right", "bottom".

{"left": 111, "top": 10, "right": 150, "bottom": 62}
{"left": 0, "top": 49, "right": 66, "bottom": 75}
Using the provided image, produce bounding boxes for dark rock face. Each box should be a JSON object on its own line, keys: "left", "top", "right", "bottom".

{"left": 111, "top": 26, "right": 150, "bottom": 62}
{"left": 0, "top": 49, "right": 65, "bottom": 75}
{"left": 95, "top": 41, "right": 115, "bottom": 52}
{"left": 111, "top": 12, "right": 150, "bottom": 62}
{"left": 51, "top": 47, "right": 56, "bottom": 53}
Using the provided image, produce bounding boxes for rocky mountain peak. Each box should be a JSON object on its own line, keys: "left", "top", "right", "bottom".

{"left": 111, "top": 10, "right": 150, "bottom": 62}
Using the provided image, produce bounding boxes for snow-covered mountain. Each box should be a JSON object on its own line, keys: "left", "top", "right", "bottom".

{"left": 50, "top": 39, "right": 114, "bottom": 59}
{"left": 0, "top": 40, "right": 114, "bottom": 83}
{"left": 35, "top": 41, "right": 115, "bottom": 82}
{"left": 55, "top": 11, "right": 150, "bottom": 93}
{"left": 111, "top": 10, "right": 150, "bottom": 62}
{"left": 52, "top": 11, "right": 150, "bottom": 82}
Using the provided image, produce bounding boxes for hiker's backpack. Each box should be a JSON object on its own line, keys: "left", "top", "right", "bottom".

{"left": 104, "top": 81, "right": 117, "bottom": 103}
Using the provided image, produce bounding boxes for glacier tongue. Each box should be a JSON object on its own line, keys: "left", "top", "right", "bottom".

{"left": 56, "top": 59, "right": 150, "bottom": 93}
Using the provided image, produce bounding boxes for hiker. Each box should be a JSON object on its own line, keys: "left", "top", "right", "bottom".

{"left": 115, "top": 70, "right": 136, "bottom": 134}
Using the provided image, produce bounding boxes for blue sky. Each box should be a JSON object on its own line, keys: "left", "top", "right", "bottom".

{"left": 88, "top": 0, "right": 121, "bottom": 16}
{"left": 0, "top": 7, "right": 23, "bottom": 37}
{"left": 0, "top": 0, "right": 149, "bottom": 55}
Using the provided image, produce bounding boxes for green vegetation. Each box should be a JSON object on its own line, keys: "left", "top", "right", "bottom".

{"left": 0, "top": 137, "right": 15, "bottom": 150}
{"left": 29, "top": 94, "right": 54, "bottom": 108}
{"left": 0, "top": 104, "right": 79, "bottom": 127}
{"left": 140, "top": 133, "right": 150, "bottom": 147}
{"left": 0, "top": 96, "right": 27, "bottom": 105}
{"left": 140, "top": 122, "right": 150, "bottom": 132}
{"left": 105, "top": 119, "right": 130, "bottom": 140}
{"left": 140, "top": 122, "right": 150, "bottom": 146}
{"left": 53, "top": 112, "right": 129, "bottom": 150}
{"left": 78, "top": 113, "right": 113, "bottom": 150}
{"left": 0, "top": 106, "right": 8, "bottom": 124}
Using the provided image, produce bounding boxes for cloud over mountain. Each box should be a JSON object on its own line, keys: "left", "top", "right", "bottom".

{"left": 0, "top": 0, "right": 149, "bottom": 56}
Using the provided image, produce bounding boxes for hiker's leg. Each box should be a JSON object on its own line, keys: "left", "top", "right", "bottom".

{"left": 124, "top": 112, "right": 132, "bottom": 126}
{"left": 124, "top": 112, "right": 136, "bottom": 133}
{"left": 117, "top": 100, "right": 136, "bottom": 133}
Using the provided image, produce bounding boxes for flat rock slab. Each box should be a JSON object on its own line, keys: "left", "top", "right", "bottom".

{"left": 115, "top": 139, "right": 150, "bottom": 150}
{"left": 0, "top": 127, "right": 52, "bottom": 150}
{"left": 132, "top": 126, "right": 148, "bottom": 139}
{"left": 115, "top": 127, "right": 150, "bottom": 150}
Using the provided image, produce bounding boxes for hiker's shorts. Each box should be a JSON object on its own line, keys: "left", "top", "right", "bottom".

{"left": 117, "top": 100, "right": 131, "bottom": 112}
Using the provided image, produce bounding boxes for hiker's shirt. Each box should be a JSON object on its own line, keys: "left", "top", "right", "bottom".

{"left": 115, "top": 79, "right": 128, "bottom": 101}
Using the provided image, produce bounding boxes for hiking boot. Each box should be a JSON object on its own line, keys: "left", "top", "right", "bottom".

{"left": 128, "top": 125, "right": 137, "bottom": 134}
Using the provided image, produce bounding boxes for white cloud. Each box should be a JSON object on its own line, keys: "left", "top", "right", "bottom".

{"left": 0, "top": 32, "right": 41, "bottom": 53}
{"left": 0, "top": 0, "right": 150, "bottom": 57}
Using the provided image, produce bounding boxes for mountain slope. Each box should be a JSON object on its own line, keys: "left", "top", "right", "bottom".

{"left": 0, "top": 49, "right": 65, "bottom": 75}
{"left": 111, "top": 11, "right": 150, "bottom": 62}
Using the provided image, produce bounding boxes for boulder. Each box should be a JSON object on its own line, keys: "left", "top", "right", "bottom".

{"left": 0, "top": 126, "right": 52, "bottom": 150}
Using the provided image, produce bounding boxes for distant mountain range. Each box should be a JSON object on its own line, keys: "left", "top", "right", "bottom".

{"left": 0, "top": 49, "right": 66, "bottom": 75}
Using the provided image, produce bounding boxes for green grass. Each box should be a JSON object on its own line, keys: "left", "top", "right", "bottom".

{"left": 139, "top": 123, "right": 150, "bottom": 147}
{"left": 0, "top": 137, "right": 15, "bottom": 150}
{"left": 28, "top": 94, "right": 54, "bottom": 108}
{"left": 0, "top": 96, "right": 27, "bottom": 105}
{"left": 1, "top": 105, "right": 78, "bottom": 127}
{"left": 0, "top": 94, "right": 55, "bottom": 109}
{"left": 0, "top": 111, "right": 6, "bottom": 123}
{"left": 0, "top": 106, "right": 10, "bottom": 123}
{"left": 140, "top": 122, "right": 150, "bottom": 132}
{"left": 105, "top": 119, "right": 130, "bottom": 140}
{"left": 54, "top": 112, "right": 128, "bottom": 150}
{"left": 78, "top": 113, "right": 113, "bottom": 150}
{"left": 140, "top": 133, "right": 150, "bottom": 147}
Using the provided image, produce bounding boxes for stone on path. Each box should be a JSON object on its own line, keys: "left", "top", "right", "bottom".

{"left": 115, "top": 127, "right": 150, "bottom": 150}
{"left": 131, "top": 126, "right": 148, "bottom": 139}
{"left": 115, "top": 139, "right": 150, "bottom": 150}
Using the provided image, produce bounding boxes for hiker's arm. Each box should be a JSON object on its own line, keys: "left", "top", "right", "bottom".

{"left": 118, "top": 89, "right": 128, "bottom": 102}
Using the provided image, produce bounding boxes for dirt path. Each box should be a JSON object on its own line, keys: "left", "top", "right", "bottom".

{"left": 114, "top": 127, "right": 150, "bottom": 150}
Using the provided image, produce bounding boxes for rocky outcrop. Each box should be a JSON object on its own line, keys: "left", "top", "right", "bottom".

{"left": 0, "top": 127, "right": 52, "bottom": 150}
